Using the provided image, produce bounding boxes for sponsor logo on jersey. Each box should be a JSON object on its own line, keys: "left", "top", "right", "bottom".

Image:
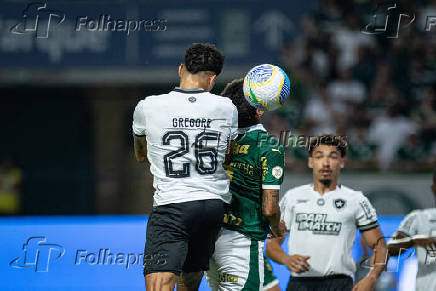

{"left": 233, "top": 144, "right": 250, "bottom": 154}
{"left": 359, "top": 200, "right": 374, "bottom": 220}
{"left": 317, "top": 198, "right": 325, "bottom": 206}
{"left": 272, "top": 166, "right": 283, "bottom": 179}
{"left": 188, "top": 96, "right": 196, "bottom": 103}
{"left": 296, "top": 213, "right": 342, "bottom": 235}
{"left": 219, "top": 272, "right": 239, "bottom": 283}
{"left": 334, "top": 198, "right": 346, "bottom": 209}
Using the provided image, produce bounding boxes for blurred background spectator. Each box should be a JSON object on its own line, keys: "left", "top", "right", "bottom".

{"left": 275, "top": 0, "right": 436, "bottom": 173}
{"left": 0, "top": 156, "right": 21, "bottom": 215}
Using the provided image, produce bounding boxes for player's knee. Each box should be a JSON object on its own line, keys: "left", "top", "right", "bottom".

{"left": 146, "top": 272, "right": 177, "bottom": 291}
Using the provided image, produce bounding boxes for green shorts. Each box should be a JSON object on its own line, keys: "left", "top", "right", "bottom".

{"left": 263, "top": 256, "right": 279, "bottom": 290}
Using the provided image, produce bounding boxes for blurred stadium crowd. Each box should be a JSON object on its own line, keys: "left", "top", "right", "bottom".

{"left": 266, "top": 0, "right": 436, "bottom": 172}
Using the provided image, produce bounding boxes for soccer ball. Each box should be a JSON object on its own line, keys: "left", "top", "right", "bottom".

{"left": 243, "top": 64, "right": 290, "bottom": 111}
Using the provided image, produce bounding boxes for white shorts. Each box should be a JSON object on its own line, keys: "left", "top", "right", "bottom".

{"left": 207, "top": 228, "right": 265, "bottom": 291}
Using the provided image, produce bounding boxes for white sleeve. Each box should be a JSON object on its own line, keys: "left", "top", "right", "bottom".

{"left": 229, "top": 103, "right": 238, "bottom": 140}
{"left": 396, "top": 211, "right": 419, "bottom": 237}
{"left": 132, "top": 100, "right": 147, "bottom": 136}
{"left": 279, "top": 194, "right": 292, "bottom": 231}
{"left": 355, "top": 194, "right": 379, "bottom": 231}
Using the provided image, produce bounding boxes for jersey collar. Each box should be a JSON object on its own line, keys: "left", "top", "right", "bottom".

{"left": 173, "top": 87, "right": 205, "bottom": 94}
{"left": 238, "top": 123, "right": 267, "bottom": 134}
{"left": 311, "top": 183, "right": 341, "bottom": 196}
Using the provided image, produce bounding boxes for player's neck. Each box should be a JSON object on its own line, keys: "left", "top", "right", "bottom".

{"left": 179, "top": 77, "right": 210, "bottom": 91}
{"left": 313, "top": 180, "right": 338, "bottom": 195}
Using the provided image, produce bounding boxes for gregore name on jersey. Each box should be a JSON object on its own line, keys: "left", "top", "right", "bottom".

{"left": 132, "top": 87, "right": 238, "bottom": 206}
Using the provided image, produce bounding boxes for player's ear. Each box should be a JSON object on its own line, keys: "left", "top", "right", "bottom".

{"left": 208, "top": 74, "right": 217, "bottom": 90}
{"left": 308, "top": 156, "right": 313, "bottom": 169}
{"left": 178, "top": 64, "right": 184, "bottom": 78}
{"left": 256, "top": 109, "right": 265, "bottom": 117}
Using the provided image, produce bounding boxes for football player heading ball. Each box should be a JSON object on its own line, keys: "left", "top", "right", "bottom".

{"left": 206, "top": 78, "right": 286, "bottom": 291}
{"left": 132, "top": 43, "right": 238, "bottom": 291}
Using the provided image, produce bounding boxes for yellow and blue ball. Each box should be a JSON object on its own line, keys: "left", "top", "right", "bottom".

{"left": 243, "top": 64, "right": 290, "bottom": 111}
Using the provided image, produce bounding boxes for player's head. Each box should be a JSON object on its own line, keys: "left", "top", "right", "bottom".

{"left": 308, "top": 134, "right": 347, "bottom": 186}
{"left": 179, "top": 43, "right": 225, "bottom": 92}
{"left": 221, "top": 78, "right": 264, "bottom": 128}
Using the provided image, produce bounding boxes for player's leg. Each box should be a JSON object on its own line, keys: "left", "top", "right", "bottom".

{"left": 207, "top": 228, "right": 264, "bottom": 290}
{"left": 263, "top": 256, "right": 280, "bottom": 291}
{"left": 180, "top": 199, "right": 224, "bottom": 290}
{"left": 177, "top": 271, "right": 204, "bottom": 291}
{"left": 206, "top": 254, "right": 220, "bottom": 290}
{"left": 146, "top": 272, "right": 178, "bottom": 291}
{"left": 143, "top": 204, "right": 190, "bottom": 290}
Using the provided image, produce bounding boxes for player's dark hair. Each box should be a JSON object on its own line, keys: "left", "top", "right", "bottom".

{"left": 184, "top": 43, "right": 224, "bottom": 76}
{"left": 308, "top": 134, "right": 348, "bottom": 157}
{"left": 221, "top": 79, "right": 259, "bottom": 128}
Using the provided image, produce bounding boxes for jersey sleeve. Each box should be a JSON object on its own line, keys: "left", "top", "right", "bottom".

{"left": 355, "top": 194, "right": 379, "bottom": 232}
{"left": 229, "top": 103, "right": 238, "bottom": 140}
{"left": 261, "top": 144, "right": 285, "bottom": 190}
{"left": 132, "top": 100, "right": 147, "bottom": 136}
{"left": 396, "top": 211, "right": 419, "bottom": 237}
{"left": 279, "top": 194, "right": 292, "bottom": 231}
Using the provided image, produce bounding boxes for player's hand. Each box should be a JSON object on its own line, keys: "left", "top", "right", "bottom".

{"left": 412, "top": 236, "right": 436, "bottom": 248}
{"left": 352, "top": 276, "right": 376, "bottom": 291}
{"left": 283, "top": 254, "right": 310, "bottom": 273}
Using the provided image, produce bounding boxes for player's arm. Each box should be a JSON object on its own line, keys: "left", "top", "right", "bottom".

{"left": 132, "top": 100, "right": 148, "bottom": 163}
{"left": 388, "top": 211, "right": 418, "bottom": 256}
{"left": 133, "top": 134, "right": 148, "bottom": 163}
{"left": 265, "top": 234, "right": 310, "bottom": 273}
{"left": 262, "top": 189, "right": 283, "bottom": 237}
{"left": 387, "top": 231, "right": 413, "bottom": 256}
{"left": 224, "top": 103, "right": 239, "bottom": 165}
{"left": 353, "top": 227, "right": 388, "bottom": 291}
{"left": 260, "top": 143, "right": 285, "bottom": 235}
{"left": 224, "top": 140, "right": 236, "bottom": 165}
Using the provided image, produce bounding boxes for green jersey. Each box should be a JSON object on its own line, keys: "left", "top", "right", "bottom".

{"left": 223, "top": 124, "right": 285, "bottom": 240}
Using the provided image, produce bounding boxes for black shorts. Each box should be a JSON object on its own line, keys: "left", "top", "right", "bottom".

{"left": 286, "top": 275, "right": 353, "bottom": 291}
{"left": 143, "top": 199, "right": 224, "bottom": 276}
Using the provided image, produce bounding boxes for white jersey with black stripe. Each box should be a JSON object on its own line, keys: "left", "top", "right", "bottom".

{"left": 280, "top": 184, "right": 378, "bottom": 277}
{"left": 132, "top": 87, "right": 238, "bottom": 206}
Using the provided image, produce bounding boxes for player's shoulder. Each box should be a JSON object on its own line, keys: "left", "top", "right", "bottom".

{"left": 339, "top": 184, "right": 366, "bottom": 199}
{"left": 135, "top": 94, "right": 164, "bottom": 107}
{"left": 407, "top": 208, "right": 436, "bottom": 220}
{"left": 205, "top": 92, "right": 237, "bottom": 109}
{"left": 283, "top": 184, "right": 312, "bottom": 199}
{"left": 257, "top": 132, "right": 284, "bottom": 152}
